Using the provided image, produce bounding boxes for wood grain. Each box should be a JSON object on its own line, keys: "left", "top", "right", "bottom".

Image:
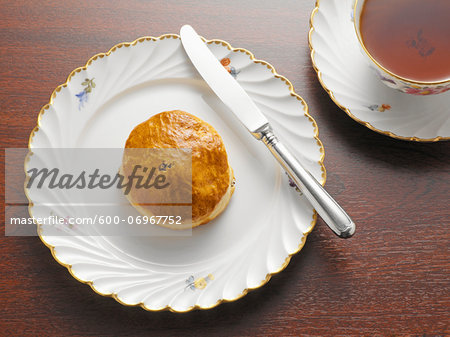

{"left": 0, "top": 0, "right": 449, "bottom": 336}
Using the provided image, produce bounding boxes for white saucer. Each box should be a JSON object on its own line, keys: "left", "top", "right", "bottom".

{"left": 309, "top": 0, "right": 450, "bottom": 142}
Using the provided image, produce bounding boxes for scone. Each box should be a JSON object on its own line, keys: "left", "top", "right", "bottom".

{"left": 122, "top": 110, "right": 235, "bottom": 229}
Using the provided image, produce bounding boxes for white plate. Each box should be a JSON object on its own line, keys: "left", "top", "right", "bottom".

{"left": 27, "top": 34, "right": 325, "bottom": 312}
{"left": 309, "top": 0, "right": 450, "bottom": 142}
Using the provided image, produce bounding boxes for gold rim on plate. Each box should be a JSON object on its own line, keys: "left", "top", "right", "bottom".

{"left": 309, "top": 0, "right": 450, "bottom": 143}
{"left": 26, "top": 34, "right": 326, "bottom": 312}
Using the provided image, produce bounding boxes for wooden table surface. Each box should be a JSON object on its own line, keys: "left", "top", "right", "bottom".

{"left": 1, "top": 0, "right": 449, "bottom": 336}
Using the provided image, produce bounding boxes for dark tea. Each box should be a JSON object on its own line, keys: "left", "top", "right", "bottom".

{"left": 360, "top": 0, "right": 450, "bottom": 82}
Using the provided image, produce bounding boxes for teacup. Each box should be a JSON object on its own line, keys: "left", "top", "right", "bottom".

{"left": 353, "top": 0, "right": 450, "bottom": 95}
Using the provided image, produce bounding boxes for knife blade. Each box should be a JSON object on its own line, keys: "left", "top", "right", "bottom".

{"left": 180, "top": 25, "right": 267, "bottom": 134}
{"left": 180, "top": 24, "right": 355, "bottom": 238}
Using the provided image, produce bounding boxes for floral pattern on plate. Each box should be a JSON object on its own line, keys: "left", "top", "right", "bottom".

{"left": 75, "top": 78, "right": 96, "bottom": 109}
{"left": 185, "top": 274, "right": 214, "bottom": 291}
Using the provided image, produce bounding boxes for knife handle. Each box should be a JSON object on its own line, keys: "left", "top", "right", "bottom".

{"left": 254, "top": 123, "right": 355, "bottom": 238}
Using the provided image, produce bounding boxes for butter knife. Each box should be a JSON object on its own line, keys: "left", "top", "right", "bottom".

{"left": 180, "top": 25, "right": 355, "bottom": 238}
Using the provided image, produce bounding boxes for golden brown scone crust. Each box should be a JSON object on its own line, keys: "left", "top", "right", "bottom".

{"left": 124, "top": 110, "right": 234, "bottom": 227}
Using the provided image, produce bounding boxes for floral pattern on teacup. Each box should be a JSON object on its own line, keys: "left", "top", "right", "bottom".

{"left": 404, "top": 86, "right": 450, "bottom": 96}
{"left": 375, "top": 69, "right": 450, "bottom": 96}
{"left": 363, "top": 60, "right": 450, "bottom": 96}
